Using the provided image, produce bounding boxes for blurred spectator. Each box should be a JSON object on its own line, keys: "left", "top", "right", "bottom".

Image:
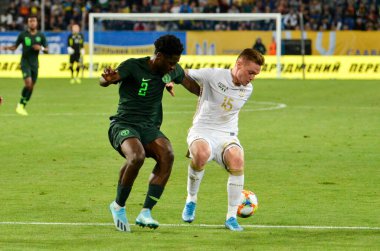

{"left": 252, "top": 37, "right": 267, "bottom": 55}
{"left": 268, "top": 36, "right": 276, "bottom": 55}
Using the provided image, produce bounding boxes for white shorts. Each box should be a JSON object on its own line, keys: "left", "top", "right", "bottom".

{"left": 187, "top": 128, "right": 242, "bottom": 169}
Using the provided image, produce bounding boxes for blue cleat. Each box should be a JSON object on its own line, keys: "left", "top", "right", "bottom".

{"left": 182, "top": 202, "right": 196, "bottom": 223}
{"left": 135, "top": 209, "right": 159, "bottom": 229}
{"left": 225, "top": 217, "right": 243, "bottom": 231}
{"left": 109, "top": 202, "right": 130, "bottom": 232}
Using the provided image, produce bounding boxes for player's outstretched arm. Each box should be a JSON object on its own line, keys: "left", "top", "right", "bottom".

{"left": 181, "top": 72, "right": 200, "bottom": 96}
{"left": 99, "top": 67, "right": 121, "bottom": 87}
{"left": 1, "top": 45, "right": 17, "bottom": 51}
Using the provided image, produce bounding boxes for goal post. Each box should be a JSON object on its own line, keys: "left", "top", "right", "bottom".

{"left": 88, "top": 13, "right": 282, "bottom": 78}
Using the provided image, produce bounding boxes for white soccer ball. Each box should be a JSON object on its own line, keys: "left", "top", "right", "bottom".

{"left": 237, "top": 189, "right": 258, "bottom": 218}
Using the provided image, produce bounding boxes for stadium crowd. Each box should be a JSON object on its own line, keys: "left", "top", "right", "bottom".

{"left": 0, "top": 0, "right": 379, "bottom": 31}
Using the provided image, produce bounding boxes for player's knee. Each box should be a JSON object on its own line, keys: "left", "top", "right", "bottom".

{"left": 127, "top": 152, "right": 145, "bottom": 168}
{"left": 228, "top": 165, "right": 244, "bottom": 175}
{"left": 192, "top": 151, "right": 209, "bottom": 168}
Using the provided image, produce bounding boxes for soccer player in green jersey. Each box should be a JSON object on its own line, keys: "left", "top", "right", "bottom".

{"left": 100, "top": 34, "right": 200, "bottom": 232}
{"left": 1, "top": 15, "right": 48, "bottom": 116}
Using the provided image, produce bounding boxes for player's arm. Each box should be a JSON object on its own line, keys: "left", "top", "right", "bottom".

{"left": 32, "top": 44, "right": 49, "bottom": 53}
{"left": 32, "top": 35, "right": 48, "bottom": 53}
{"left": 1, "top": 45, "right": 18, "bottom": 51}
{"left": 99, "top": 67, "right": 121, "bottom": 87}
{"left": 181, "top": 70, "right": 201, "bottom": 96}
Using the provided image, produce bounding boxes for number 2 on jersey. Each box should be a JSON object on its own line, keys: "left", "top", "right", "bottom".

{"left": 138, "top": 82, "right": 148, "bottom": 96}
{"left": 221, "top": 97, "right": 233, "bottom": 111}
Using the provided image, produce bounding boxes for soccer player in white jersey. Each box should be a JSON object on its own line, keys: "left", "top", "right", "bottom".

{"left": 181, "top": 48, "right": 265, "bottom": 231}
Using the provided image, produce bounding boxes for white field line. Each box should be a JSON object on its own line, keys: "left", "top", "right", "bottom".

{"left": 0, "top": 222, "right": 379, "bottom": 230}
{"left": 0, "top": 101, "right": 287, "bottom": 117}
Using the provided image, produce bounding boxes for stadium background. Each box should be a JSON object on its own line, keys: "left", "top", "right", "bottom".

{"left": 0, "top": 0, "right": 380, "bottom": 79}
{"left": 0, "top": 1, "right": 379, "bottom": 250}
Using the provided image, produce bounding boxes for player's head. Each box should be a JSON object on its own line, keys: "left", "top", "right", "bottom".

{"left": 72, "top": 24, "right": 80, "bottom": 33}
{"left": 152, "top": 34, "right": 184, "bottom": 75}
{"left": 233, "top": 48, "right": 265, "bottom": 86}
{"left": 27, "top": 15, "right": 38, "bottom": 31}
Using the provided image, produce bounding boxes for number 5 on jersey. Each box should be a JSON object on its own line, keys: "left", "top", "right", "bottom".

{"left": 221, "top": 97, "right": 233, "bottom": 111}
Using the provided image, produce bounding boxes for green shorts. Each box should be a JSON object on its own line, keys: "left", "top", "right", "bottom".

{"left": 108, "top": 121, "right": 167, "bottom": 157}
{"left": 21, "top": 64, "right": 38, "bottom": 83}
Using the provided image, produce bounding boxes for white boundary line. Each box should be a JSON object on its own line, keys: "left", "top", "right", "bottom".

{"left": 0, "top": 101, "right": 287, "bottom": 117}
{"left": 0, "top": 222, "right": 378, "bottom": 230}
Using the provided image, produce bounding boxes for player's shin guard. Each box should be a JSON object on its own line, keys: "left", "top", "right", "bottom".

{"left": 186, "top": 164, "right": 205, "bottom": 203}
{"left": 227, "top": 174, "right": 244, "bottom": 219}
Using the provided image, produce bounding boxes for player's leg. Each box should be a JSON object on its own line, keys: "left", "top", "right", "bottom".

{"left": 135, "top": 137, "right": 174, "bottom": 228}
{"left": 74, "top": 57, "right": 81, "bottom": 83}
{"left": 182, "top": 137, "right": 211, "bottom": 223}
{"left": 69, "top": 55, "right": 75, "bottom": 84}
{"left": 108, "top": 124, "right": 145, "bottom": 232}
{"left": 223, "top": 144, "right": 245, "bottom": 231}
{"left": 16, "top": 66, "right": 36, "bottom": 115}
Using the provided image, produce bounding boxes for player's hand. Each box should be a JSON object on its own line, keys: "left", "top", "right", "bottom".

{"left": 32, "top": 44, "right": 42, "bottom": 51}
{"left": 80, "top": 48, "right": 85, "bottom": 55}
{"left": 67, "top": 47, "right": 75, "bottom": 55}
{"left": 100, "top": 66, "right": 120, "bottom": 87}
{"left": 165, "top": 82, "right": 175, "bottom": 97}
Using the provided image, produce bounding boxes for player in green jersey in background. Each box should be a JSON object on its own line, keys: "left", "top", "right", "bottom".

{"left": 100, "top": 34, "right": 200, "bottom": 232}
{"left": 1, "top": 15, "right": 48, "bottom": 116}
{"left": 67, "top": 24, "right": 84, "bottom": 84}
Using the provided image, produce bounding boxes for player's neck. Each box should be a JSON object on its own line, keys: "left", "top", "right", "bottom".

{"left": 28, "top": 28, "right": 37, "bottom": 35}
{"left": 231, "top": 68, "right": 241, "bottom": 86}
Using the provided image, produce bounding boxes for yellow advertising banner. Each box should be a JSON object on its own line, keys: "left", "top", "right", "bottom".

{"left": 187, "top": 31, "right": 380, "bottom": 56}
{"left": 0, "top": 55, "right": 379, "bottom": 79}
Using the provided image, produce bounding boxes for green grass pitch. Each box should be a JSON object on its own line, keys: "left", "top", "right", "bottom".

{"left": 0, "top": 78, "right": 379, "bottom": 250}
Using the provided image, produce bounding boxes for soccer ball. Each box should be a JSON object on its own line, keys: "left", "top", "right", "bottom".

{"left": 237, "top": 189, "right": 258, "bottom": 218}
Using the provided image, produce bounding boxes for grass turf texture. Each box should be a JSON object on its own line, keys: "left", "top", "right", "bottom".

{"left": 0, "top": 78, "right": 379, "bottom": 250}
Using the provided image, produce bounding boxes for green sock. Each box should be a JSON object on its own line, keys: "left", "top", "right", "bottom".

{"left": 143, "top": 184, "right": 164, "bottom": 210}
{"left": 20, "top": 87, "right": 30, "bottom": 105}
{"left": 115, "top": 184, "right": 132, "bottom": 207}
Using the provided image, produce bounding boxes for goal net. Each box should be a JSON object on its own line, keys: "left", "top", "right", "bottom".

{"left": 88, "top": 13, "right": 282, "bottom": 78}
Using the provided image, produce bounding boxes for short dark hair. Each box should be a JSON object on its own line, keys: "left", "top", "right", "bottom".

{"left": 154, "top": 34, "right": 184, "bottom": 56}
{"left": 28, "top": 15, "right": 38, "bottom": 20}
{"left": 238, "top": 48, "right": 265, "bottom": 66}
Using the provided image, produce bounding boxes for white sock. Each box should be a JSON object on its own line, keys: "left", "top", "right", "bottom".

{"left": 226, "top": 174, "right": 244, "bottom": 220}
{"left": 186, "top": 164, "right": 205, "bottom": 203}
{"left": 112, "top": 201, "right": 123, "bottom": 211}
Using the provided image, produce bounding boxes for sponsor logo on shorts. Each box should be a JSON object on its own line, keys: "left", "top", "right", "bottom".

{"left": 120, "top": 130, "right": 130, "bottom": 136}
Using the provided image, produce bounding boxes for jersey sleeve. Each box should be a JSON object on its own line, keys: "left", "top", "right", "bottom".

{"left": 116, "top": 59, "right": 132, "bottom": 80}
{"left": 67, "top": 34, "right": 72, "bottom": 47}
{"left": 170, "top": 64, "right": 185, "bottom": 84}
{"left": 15, "top": 33, "right": 23, "bottom": 47}
{"left": 41, "top": 34, "right": 48, "bottom": 47}
{"left": 80, "top": 34, "right": 84, "bottom": 48}
{"left": 187, "top": 68, "right": 213, "bottom": 87}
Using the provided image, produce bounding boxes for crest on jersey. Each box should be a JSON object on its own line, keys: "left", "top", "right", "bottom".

{"left": 239, "top": 89, "right": 246, "bottom": 97}
{"left": 36, "top": 36, "right": 41, "bottom": 42}
{"left": 162, "top": 74, "right": 171, "bottom": 83}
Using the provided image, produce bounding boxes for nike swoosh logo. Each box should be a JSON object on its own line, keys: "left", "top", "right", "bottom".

{"left": 142, "top": 78, "right": 151, "bottom": 81}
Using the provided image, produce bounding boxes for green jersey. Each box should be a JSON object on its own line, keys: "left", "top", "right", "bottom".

{"left": 15, "top": 31, "right": 47, "bottom": 68}
{"left": 110, "top": 57, "right": 185, "bottom": 127}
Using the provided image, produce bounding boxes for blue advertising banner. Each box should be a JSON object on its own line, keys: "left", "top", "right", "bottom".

{"left": 0, "top": 31, "right": 187, "bottom": 55}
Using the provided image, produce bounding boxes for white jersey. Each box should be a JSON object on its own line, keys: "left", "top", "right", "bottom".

{"left": 188, "top": 68, "right": 253, "bottom": 135}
